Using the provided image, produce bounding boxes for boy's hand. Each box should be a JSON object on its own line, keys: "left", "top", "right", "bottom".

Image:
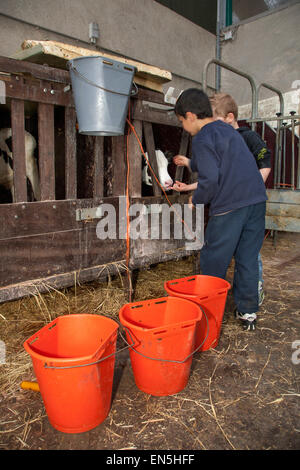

{"left": 188, "top": 195, "right": 194, "bottom": 209}
{"left": 260, "top": 167, "right": 271, "bottom": 183}
{"left": 173, "top": 155, "right": 189, "bottom": 167}
{"left": 172, "top": 181, "right": 190, "bottom": 192}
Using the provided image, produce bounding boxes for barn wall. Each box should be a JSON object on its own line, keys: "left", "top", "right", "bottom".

{"left": 0, "top": 0, "right": 216, "bottom": 98}
{"left": 218, "top": 2, "right": 300, "bottom": 107}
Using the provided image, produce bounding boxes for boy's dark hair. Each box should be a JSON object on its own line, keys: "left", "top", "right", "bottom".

{"left": 175, "top": 88, "right": 213, "bottom": 119}
{"left": 210, "top": 93, "right": 239, "bottom": 120}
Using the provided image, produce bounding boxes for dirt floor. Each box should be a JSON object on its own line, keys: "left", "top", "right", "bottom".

{"left": 0, "top": 231, "right": 299, "bottom": 451}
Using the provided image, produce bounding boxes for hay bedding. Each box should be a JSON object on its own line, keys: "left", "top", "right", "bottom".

{"left": 0, "top": 234, "right": 299, "bottom": 450}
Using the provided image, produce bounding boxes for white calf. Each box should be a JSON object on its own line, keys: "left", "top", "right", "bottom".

{"left": 0, "top": 128, "right": 40, "bottom": 201}
{"left": 142, "top": 149, "right": 173, "bottom": 190}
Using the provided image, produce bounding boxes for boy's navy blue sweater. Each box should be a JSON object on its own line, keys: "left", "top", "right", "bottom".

{"left": 190, "top": 120, "right": 267, "bottom": 216}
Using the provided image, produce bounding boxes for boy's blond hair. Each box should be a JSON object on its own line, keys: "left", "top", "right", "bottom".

{"left": 210, "top": 93, "right": 238, "bottom": 120}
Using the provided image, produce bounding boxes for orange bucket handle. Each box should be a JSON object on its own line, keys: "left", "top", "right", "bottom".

{"left": 119, "top": 309, "right": 210, "bottom": 364}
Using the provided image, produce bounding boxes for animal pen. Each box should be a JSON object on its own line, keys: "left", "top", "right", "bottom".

{"left": 0, "top": 53, "right": 299, "bottom": 450}
{"left": 0, "top": 55, "right": 196, "bottom": 303}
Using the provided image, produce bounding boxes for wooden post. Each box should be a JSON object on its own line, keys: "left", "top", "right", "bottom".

{"left": 112, "top": 136, "right": 126, "bottom": 196}
{"left": 128, "top": 119, "right": 143, "bottom": 197}
{"left": 11, "top": 98, "right": 27, "bottom": 202}
{"left": 143, "top": 121, "right": 161, "bottom": 196}
{"left": 93, "top": 136, "right": 104, "bottom": 198}
{"left": 175, "top": 130, "right": 190, "bottom": 182}
{"left": 38, "top": 102, "right": 55, "bottom": 200}
{"left": 193, "top": 252, "right": 201, "bottom": 275}
{"left": 65, "top": 106, "right": 77, "bottom": 199}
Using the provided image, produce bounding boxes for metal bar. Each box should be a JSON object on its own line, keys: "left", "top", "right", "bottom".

{"left": 282, "top": 123, "right": 287, "bottom": 185}
{"left": 215, "top": 1, "right": 224, "bottom": 92}
{"left": 274, "top": 124, "right": 281, "bottom": 187}
{"left": 281, "top": 120, "right": 300, "bottom": 131}
{"left": 277, "top": 114, "right": 283, "bottom": 189}
{"left": 256, "top": 83, "right": 284, "bottom": 118}
{"left": 247, "top": 115, "right": 300, "bottom": 123}
{"left": 291, "top": 117, "right": 295, "bottom": 189}
{"left": 202, "top": 59, "right": 258, "bottom": 126}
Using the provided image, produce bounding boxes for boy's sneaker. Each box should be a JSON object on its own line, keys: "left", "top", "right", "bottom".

{"left": 235, "top": 310, "right": 257, "bottom": 331}
{"left": 258, "top": 281, "right": 265, "bottom": 306}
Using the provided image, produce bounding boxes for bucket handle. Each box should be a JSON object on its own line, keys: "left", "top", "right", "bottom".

{"left": 43, "top": 310, "right": 209, "bottom": 369}
{"left": 43, "top": 329, "right": 135, "bottom": 370}
{"left": 130, "top": 81, "right": 138, "bottom": 96}
{"left": 119, "top": 309, "right": 210, "bottom": 364}
{"left": 68, "top": 63, "right": 138, "bottom": 97}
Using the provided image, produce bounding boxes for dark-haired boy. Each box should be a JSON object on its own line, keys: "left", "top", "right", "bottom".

{"left": 174, "top": 88, "right": 267, "bottom": 331}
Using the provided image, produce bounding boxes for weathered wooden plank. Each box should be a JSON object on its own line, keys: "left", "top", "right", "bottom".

{"left": 143, "top": 121, "right": 161, "bottom": 196}
{"left": 38, "top": 102, "right": 55, "bottom": 200}
{"left": 16, "top": 40, "right": 172, "bottom": 92}
{"left": 265, "top": 216, "right": 300, "bottom": 232}
{"left": 0, "top": 195, "right": 190, "bottom": 240}
{"left": 0, "top": 260, "right": 127, "bottom": 303}
{"left": 0, "top": 193, "right": 194, "bottom": 301}
{"left": 0, "top": 197, "right": 122, "bottom": 239}
{"left": 175, "top": 130, "right": 190, "bottom": 182}
{"left": 130, "top": 244, "right": 191, "bottom": 270}
{"left": 112, "top": 136, "right": 126, "bottom": 196}
{"left": 0, "top": 197, "right": 128, "bottom": 293}
{"left": 131, "top": 89, "right": 165, "bottom": 106}
{"left": 0, "top": 55, "right": 70, "bottom": 83}
{"left": 266, "top": 203, "right": 300, "bottom": 218}
{"left": 128, "top": 119, "right": 143, "bottom": 197}
{"left": 133, "top": 100, "right": 178, "bottom": 127}
{"left": 5, "top": 74, "right": 73, "bottom": 107}
{"left": 93, "top": 136, "right": 104, "bottom": 198}
{"left": 266, "top": 189, "right": 300, "bottom": 204}
{"left": 65, "top": 106, "right": 77, "bottom": 199}
{"left": 0, "top": 56, "right": 167, "bottom": 107}
{"left": 131, "top": 194, "right": 190, "bottom": 205}
{"left": 0, "top": 222, "right": 126, "bottom": 289}
{"left": 11, "top": 98, "right": 27, "bottom": 202}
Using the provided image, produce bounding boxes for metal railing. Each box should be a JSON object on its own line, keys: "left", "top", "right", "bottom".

{"left": 202, "top": 58, "right": 299, "bottom": 190}
{"left": 246, "top": 114, "right": 300, "bottom": 189}
{"left": 202, "top": 58, "right": 258, "bottom": 129}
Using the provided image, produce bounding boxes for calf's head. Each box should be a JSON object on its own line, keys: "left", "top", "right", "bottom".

{"left": 142, "top": 149, "right": 173, "bottom": 190}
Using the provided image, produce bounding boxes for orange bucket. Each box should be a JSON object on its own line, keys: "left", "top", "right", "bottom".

{"left": 164, "top": 275, "right": 231, "bottom": 351}
{"left": 23, "top": 314, "right": 118, "bottom": 433}
{"left": 119, "top": 296, "right": 202, "bottom": 396}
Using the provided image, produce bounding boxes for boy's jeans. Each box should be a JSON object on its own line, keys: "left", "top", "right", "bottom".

{"left": 200, "top": 202, "right": 266, "bottom": 314}
{"left": 258, "top": 253, "right": 263, "bottom": 284}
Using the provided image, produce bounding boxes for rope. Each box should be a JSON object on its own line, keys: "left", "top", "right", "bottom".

{"left": 126, "top": 118, "right": 199, "bottom": 243}
{"left": 126, "top": 105, "right": 132, "bottom": 299}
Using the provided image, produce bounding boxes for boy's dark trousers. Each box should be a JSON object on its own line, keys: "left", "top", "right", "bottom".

{"left": 200, "top": 202, "right": 266, "bottom": 313}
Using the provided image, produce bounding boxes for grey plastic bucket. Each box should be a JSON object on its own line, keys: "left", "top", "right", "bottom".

{"left": 68, "top": 55, "right": 137, "bottom": 136}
